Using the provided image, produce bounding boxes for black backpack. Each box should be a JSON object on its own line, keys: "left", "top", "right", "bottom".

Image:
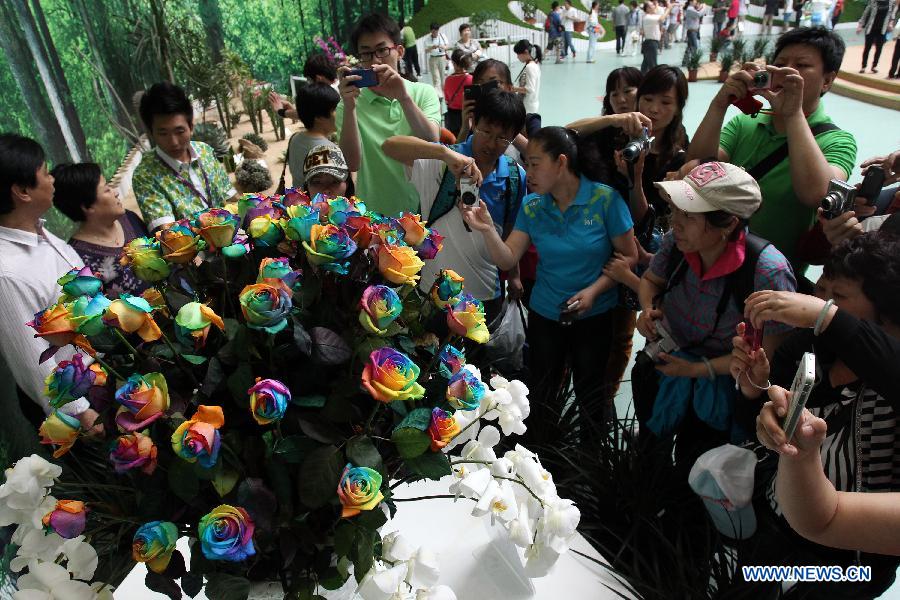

{"left": 656, "top": 232, "right": 771, "bottom": 345}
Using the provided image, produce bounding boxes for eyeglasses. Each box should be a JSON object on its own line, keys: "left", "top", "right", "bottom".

{"left": 474, "top": 128, "right": 514, "bottom": 149}
{"left": 358, "top": 46, "right": 398, "bottom": 63}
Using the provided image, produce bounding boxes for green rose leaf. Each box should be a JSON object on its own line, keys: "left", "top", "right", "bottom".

{"left": 404, "top": 451, "right": 452, "bottom": 481}
{"left": 298, "top": 444, "right": 344, "bottom": 509}
{"left": 205, "top": 574, "right": 251, "bottom": 600}
{"left": 212, "top": 467, "right": 239, "bottom": 497}
{"left": 395, "top": 407, "right": 432, "bottom": 432}
{"left": 167, "top": 459, "right": 199, "bottom": 503}
{"left": 391, "top": 428, "right": 431, "bottom": 459}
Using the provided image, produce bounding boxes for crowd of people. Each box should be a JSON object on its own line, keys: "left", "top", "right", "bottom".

{"left": 2, "top": 10, "right": 900, "bottom": 595}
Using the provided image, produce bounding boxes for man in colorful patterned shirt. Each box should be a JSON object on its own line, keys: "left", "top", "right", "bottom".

{"left": 133, "top": 82, "right": 238, "bottom": 231}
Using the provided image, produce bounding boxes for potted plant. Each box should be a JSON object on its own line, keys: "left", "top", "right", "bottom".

{"left": 731, "top": 38, "right": 747, "bottom": 67}
{"left": 753, "top": 37, "right": 771, "bottom": 61}
{"left": 471, "top": 10, "right": 500, "bottom": 37}
{"left": 719, "top": 52, "right": 735, "bottom": 83}
{"left": 685, "top": 49, "right": 703, "bottom": 82}
{"left": 709, "top": 35, "right": 724, "bottom": 63}
{"left": 521, "top": 0, "right": 539, "bottom": 24}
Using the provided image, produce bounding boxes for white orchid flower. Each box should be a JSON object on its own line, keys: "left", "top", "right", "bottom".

{"left": 416, "top": 585, "right": 457, "bottom": 600}
{"left": 60, "top": 537, "right": 99, "bottom": 581}
{"left": 13, "top": 560, "right": 102, "bottom": 600}
{"left": 489, "top": 457, "right": 515, "bottom": 479}
{"left": 523, "top": 541, "right": 562, "bottom": 578}
{"left": 406, "top": 547, "right": 441, "bottom": 589}
{"left": 538, "top": 497, "right": 581, "bottom": 554}
{"left": 443, "top": 410, "right": 479, "bottom": 452}
{"left": 507, "top": 503, "right": 535, "bottom": 548}
{"left": 472, "top": 479, "right": 519, "bottom": 523}
{"left": 0, "top": 456, "right": 61, "bottom": 527}
{"left": 456, "top": 466, "right": 492, "bottom": 500}
{"left": 11, "top": 527, "right": 65, "bottom": 573}
{"left": 459, "top": 425, "right": 500, "bottom": 465}
{"left": 358, "top": 561, "right": 409, "bottom": 600}
{"left": 381, "top": 532, "right": 417, "bottom": 563}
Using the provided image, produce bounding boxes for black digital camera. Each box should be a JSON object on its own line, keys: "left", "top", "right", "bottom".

{"left": 622, "top": 127, "right": 655, "bottom": 163}
{"left": 821, "top": 179, "right": 856, "bottom": 220}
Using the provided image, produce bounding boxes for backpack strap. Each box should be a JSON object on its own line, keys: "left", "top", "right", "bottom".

{"left": 276, "top": 132, "right": 300, "bottom": 195}
{"left": 746, "top": 122, "right": 840, "bottom": 182}
{"left": 731, "top": 232, "right": 770, "bottom": 314}
{"left": 427, "top": 165, "right": 458, "bottom": 225}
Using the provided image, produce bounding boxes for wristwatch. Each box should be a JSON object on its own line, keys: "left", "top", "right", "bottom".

{"left": 276, "top": 108, "right": 287, "bottom": 118}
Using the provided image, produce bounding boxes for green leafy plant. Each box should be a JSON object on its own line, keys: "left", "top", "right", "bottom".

{"left": 470, "top": 10, "right": 501, "bottom": 37}
{"left": 753, "top": 37, "right": 771, "bottom": 60}
{"left": 685, "top": 49, "right": 703, "bottom": 70}
{"left": 709, "top": 35, "right": 725, "bottom": 54}
{"left": 520, "top": 0, "right": 539, "bottom": 19}
{"left": 241, "top": 131, "right": 269, "bottom": 152}
{"left": 730, "top": 38, "right": 747, "bottom": 66}
{"left": 192, "top": 122, "right": 231, "bottom": 160}
{"left": 719, "top": 51, "right": 735, "bottom": 73}
{"left": 235, "top": 159, "right": 273, "bottom": 192}
{"left": 764, "top": 49, "right": 777, "bottom": 65}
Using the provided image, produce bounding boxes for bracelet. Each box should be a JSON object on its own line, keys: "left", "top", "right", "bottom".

{"left": 740, "top": 369, "right": 772, "bottom": 391}
{"left": 813, "top": 299, "right": 835, "bottom": 336}
{"left": 701, "top": 357, "right": 716, "bottom": 381}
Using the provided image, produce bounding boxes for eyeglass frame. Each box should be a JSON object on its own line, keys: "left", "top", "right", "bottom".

{"left": 473, "top": 127, "right": 515, "bottom": 149}
{"left": 357, "top": 45, "right": 399, "bottom": 63}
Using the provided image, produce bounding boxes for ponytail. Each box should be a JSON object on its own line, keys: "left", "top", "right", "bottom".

{"left": 513, "top": 39, "right": 542, "bottom": 64}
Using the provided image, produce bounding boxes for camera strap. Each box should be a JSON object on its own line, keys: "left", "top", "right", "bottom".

{"left": 746, "top": 122, "right": 840, "bottom": 182}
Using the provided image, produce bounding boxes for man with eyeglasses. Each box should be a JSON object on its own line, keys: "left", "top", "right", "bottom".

{"left": 382, "top": 90, "right": 528, "bottom": 322}
{"left": 337, "top": 13, "right": 441, "bottom": 217}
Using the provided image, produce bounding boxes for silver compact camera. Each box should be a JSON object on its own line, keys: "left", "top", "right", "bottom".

{"left": 622, "top": 127, "right": 655, "bottom": 163}
{"left": 642, "top": 322, "right": 680, "bottom": 363}
{"left": 821, "top": 179, "right": 856, "bottom": 220}
{"left": 459, "top": 177, "right": 480, "bottom": 206}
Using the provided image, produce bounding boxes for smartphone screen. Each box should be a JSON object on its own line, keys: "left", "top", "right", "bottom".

{"left": 349, "top": 69, "right": 378, "bottom": 88}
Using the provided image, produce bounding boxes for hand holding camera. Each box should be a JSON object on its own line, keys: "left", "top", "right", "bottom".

{"left": 756, "top": 353, "right": 822, "bottom": 456}
{"left": 613, "top": 112, "right": 653, "bottom": 138}
{"left": 459, "top": 199, "right": 495, "bottom": 234}
{"left": 370, "top": 64, "right": 408, "bottom": 101}
{"left": 731, "top": 320, "right": 771, "bottom": 398}
{"left": 337, "top": 66, "right": 363, "bottom": 105}
{"left": 636, "top": 306, "right": 664, "bottom": 341}
{"left": 622, "top": 127, "right": 655, "bottom": 163}
{"left": 642, "top": 321, "right": 680, "bottom": 364}
{"left": 446, "top": 151, "right": 483, "bottom": 187}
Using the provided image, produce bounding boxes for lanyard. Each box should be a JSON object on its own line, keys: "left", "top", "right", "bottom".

{"left": 154, "top": 148, "right": 214, "bottom": 207}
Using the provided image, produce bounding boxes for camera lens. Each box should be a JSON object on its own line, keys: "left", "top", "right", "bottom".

{"left": 622, "top": 143, "right": 640, "bottom": 163}
{"left": 821, "top": 193, "right": 838, "bottom": 212}
{"left": 461, "top": 191, "right": 477, "bottom": 205}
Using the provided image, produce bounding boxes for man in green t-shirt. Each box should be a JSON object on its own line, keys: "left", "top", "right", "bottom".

{"left": 399, "top": 19, "right": 420, "bottom": 77}
{"left": 337, "top": 14, "right": 440, "bottom": 217}
{"left": 688, "top": 27, "right": 857, "bottom": 274}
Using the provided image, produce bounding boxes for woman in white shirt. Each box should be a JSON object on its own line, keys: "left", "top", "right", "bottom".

{"left": 455, "top": 23, "right": 482, "bottom": 69}
{"left": 512, "top": 40, "right": 542, "bottom": 114}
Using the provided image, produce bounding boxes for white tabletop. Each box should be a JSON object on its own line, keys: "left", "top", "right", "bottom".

{"left": 117, "top": 477, "right": 636, "bottom": 599}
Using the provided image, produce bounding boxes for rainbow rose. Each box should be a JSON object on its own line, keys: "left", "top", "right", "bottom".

{"left": 396, "top": 213, "right": 427, "bottom": 246}
{"left": 430, "top": 270, "right": 465, "bottom": 309}
{"left": 90, "top": 362, "right": 108, "bottom": 387}
{"left": 44, "top": 354, "right": 96, "bottom": 408}
{"left": 247, "top": 378, "right": 290, "bottom": 425}
{"left": 115, "top": 372, "right": 170, "bottom": 432}
{"left": 281, "top": 203, "right": 320, "bottom": 243}
{"left": 195, "top": 208, "right": 241, "bottom": 251}
{"left": 446, "top": 366, "right": 486, "bottom": 411}
{"left": 27, "top": 302, "right": 94, "bottom": 363}
{"left": 257, "top": 257, "right": 302, "bottom": 297}
{"left": 247, "top": 214, "right": 284, "bottom": 247}
{"left": 104, "top": 294, "right": 162, "bottom": 342}
{"left": 337, "top": 464, "right": 384, "bottom": 518}
{"left": 156, "top": 222, "right": 199, "bottom": 264}
{"left": 427, "top": 408, "right": 461, "bottom": 451}
{"left": 415, "top": 228, "right": 444, "bottom": 260}
{"left": 358, "top": 285, "right": 403, "bottom": 336}
{"left": 377, "top": 243, "right": 424, "bottom": 286}
{"left": 239, "top": 283, "right": 292, "bottom": 334}
{"left": 120, "top": 237, "right": 170, "bottom": 283}
{"left": 175, "top": 302, "right": 225, "bottom": 349}
{"left": 197, "top": 504, "right": 256, "bottom": 562}
{"left": 109, "top": 431, "right": 158, "bottom": 474}
{"left": 438, "top": 345, "right": 466, "bottom": 379}
{"left": 42, "top": 500, "right": 87, "bottom": 539}
{"left": 38, "top": 410, "right": 80, "bottom": 458}
{"left": 447, "top": 294, "right": 489, "bottom": 344}
{"left": 171, "top": 405, "right": 224, "bottom": 468}
{"left": 132, "top": 521, "right": 178, "bottom": 573}
{"left": 281, "top": 188, "right": 311, "bottom": 207}
{"left": 361, "top": 348, "right": 425, "bottom": 403}
{"left": 344, "top": 215, "right": 377, "bottom": 249}
{"left": 325, "top": 196, "right": 366, "bottom": 226}
{"left": 69, "top": 293, "right": 111, "bottom": 336}
{"left": 58, "top": 266, "right": 102, "bottom": 298}
{"left": 302, "top": 224, "right": 357, "bottom": 274}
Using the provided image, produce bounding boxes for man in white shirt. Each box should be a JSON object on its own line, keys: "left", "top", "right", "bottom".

{"left": 0, "top": 134, "right": 98, "bottom": 458}
{"left": 426, "top": 22, "right": 449, "bottom": 97}
{"left": 561, "top": 0, "right": 579, "bottom": 60}
{"left": 381, "top": 90, "right": 528, "bottom": 322}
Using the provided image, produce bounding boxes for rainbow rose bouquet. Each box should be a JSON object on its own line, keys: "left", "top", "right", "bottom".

{"left": 7, "top": 190, "right": 576, "bottom": 599}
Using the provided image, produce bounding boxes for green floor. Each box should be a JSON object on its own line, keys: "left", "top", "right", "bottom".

{"left": 536, "top": 37, "right": 900, "bottom": 597}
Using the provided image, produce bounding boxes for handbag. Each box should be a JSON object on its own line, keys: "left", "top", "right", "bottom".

{"left": 484, "top": 299, "right": 527, "bottom": 374}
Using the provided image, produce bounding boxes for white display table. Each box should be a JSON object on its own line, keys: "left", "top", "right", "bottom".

{"left": 117, "top": 477, "right": 636, "bottom": 599}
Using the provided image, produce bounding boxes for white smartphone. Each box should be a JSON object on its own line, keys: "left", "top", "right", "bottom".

{"left": 781, "top": 352, "right": 816, "bottom": 441}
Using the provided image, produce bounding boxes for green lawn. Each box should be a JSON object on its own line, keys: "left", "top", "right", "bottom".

{"left": 409, "top": 0, "right": 615, "bottom": 43}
